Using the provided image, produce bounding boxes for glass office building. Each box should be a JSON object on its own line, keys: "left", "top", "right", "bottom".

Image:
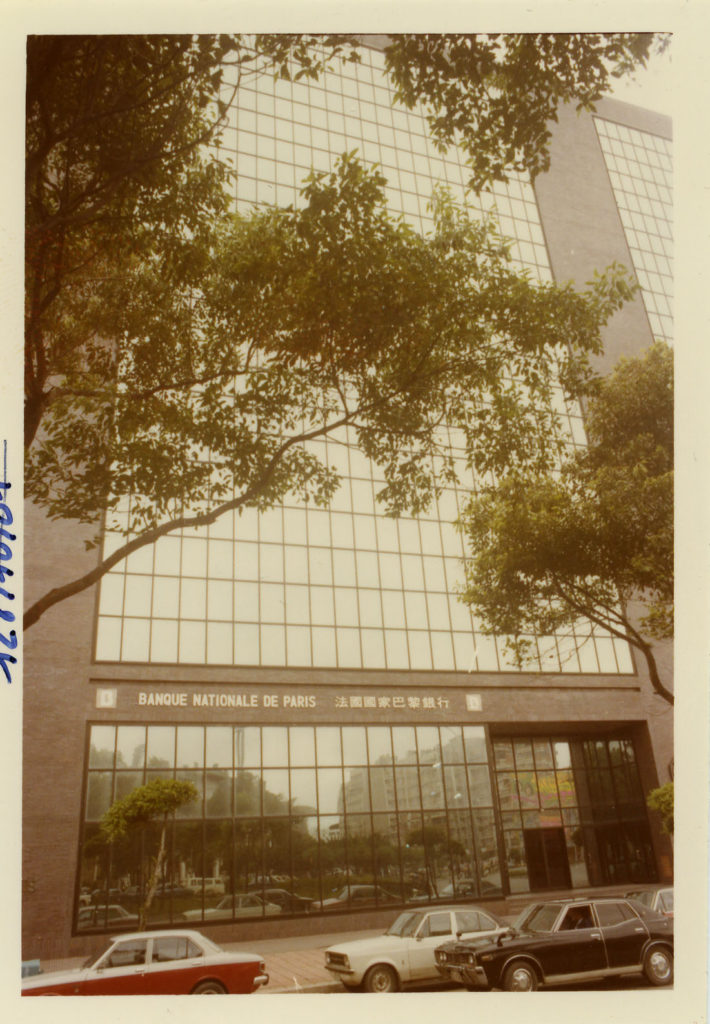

{"left": 23, "top": 40, "right": 673, "bottom": 956}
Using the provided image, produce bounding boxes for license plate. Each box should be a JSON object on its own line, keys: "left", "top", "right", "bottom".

{"left": 451, "top": 969, "right": 463, "bottom": 983}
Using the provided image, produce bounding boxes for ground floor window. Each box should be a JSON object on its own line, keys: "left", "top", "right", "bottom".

{"left": 78, "top": 722, "right": 501, "bottom": 929}
{"left": 492, "top": 736, "right": 657, "bottom": 893}
{"left": 78, "top": 723, "right": 657, "bottom": 931}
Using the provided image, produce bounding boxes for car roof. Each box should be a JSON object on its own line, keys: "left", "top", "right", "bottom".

{"left": 108, "top": 929, "right": 208, "bottom": 942}
{"left": 401, "top": 904, "right": 505, "bottom": 917}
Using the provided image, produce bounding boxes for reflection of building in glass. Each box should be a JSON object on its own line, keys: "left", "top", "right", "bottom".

{"left": 23, "top": 38, "right": 673, "bottom": 959}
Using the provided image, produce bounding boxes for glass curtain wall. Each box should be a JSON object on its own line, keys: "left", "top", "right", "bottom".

{"left": 595, "top": 117, "right": 673, "bottom": 343}
{"left": 493, "top": 735, "right": 656, "bottom": 893}
{"left": 94, "top": 42, "right": 635, "bottom": 677}
{"left": 79, "top": 722, "right": 501, "bottom": 930}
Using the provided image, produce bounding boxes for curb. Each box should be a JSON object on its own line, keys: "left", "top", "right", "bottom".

{"left": 260, "top": 983, "right": 342, "bottom": 995}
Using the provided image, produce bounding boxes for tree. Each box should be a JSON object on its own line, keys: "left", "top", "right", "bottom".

{"left": 99, "top": 777, "right": 199, "bottom": 930}
{"left": 647, "top": 782, "right": 674, "bottom": 837}
{"left": 262, "top": 33, "right": 667, "bottom": 190}
{"left": 24, "top": 152, "right": 634, "bottom": 630}
{"left": 458, "top": 341, "right": 673, "bottom": 704}
{"left": 26, "top": 34, "right": 653, "bottom": 631}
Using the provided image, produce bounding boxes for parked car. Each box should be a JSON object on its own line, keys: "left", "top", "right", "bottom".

{"left": 248, "top": 887, "right": 313, "bottom": 913}
{"left": 626, "top": 886, "right": 674, "bottom": 917}
{"left": 435, "top": 896, "right": 673, "bottom": 991}
{"left": 181, "top": 893, "right": 281, "bottom": 921}
{"left": 22, "top": 929, "right": 268, "bottom": 995}
{"left": 314, "top": 884, "right": 399, "bottom": 910}
{"left": 77, "top": 904, "right": 140, "bottom": 929}
{"left": 325, "top": 905, "right": 508, "bottom": 992}
{"left": 186, "top": 876, "right": 226, "bottom": 896}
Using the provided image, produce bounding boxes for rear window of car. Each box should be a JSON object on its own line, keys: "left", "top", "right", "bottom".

{"left": 594, "top": 902, "right": 637, "bottom": 926}
{"left": 152, "top": 937, "right": 202, "bottom": 962}
{"left": 455, "top": 910, "right": 483, "bottom": 933}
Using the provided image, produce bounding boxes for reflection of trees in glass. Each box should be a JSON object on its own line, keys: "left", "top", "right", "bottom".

{"left": 100, "top": 778, "right": 198, "bottom": 929}
{"left": 405, "top": 825, "right": 463, "bottom": 897}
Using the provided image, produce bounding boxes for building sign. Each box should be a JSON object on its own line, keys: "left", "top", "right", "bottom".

{"left": 334, "top": 694, "right": 452, "bottom": 710}
{"left": 124, "top": 689, "right": 476, "bottom": 714}
{"left": 136, "top": 691, "right": 316, "bottom": 709}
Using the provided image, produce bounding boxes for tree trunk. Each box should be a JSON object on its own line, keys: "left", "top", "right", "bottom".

{"left": 139, "top": 818, "right": 168, "bottom": 931}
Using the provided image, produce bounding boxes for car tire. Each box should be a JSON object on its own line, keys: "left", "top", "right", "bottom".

{"left": 502, "top": 961, "right": 539, "bottom": 992}
{"left": 363, "top": 964, "right": 399, "bottom": 993}
{"left": 643, "top": 946, "right": 673, "bottom": 986}
{"left": 191, "top": 980, "right": 227, "bottom": 994}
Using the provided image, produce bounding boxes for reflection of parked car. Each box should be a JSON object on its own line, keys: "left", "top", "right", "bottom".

{"left": 314, "top": 884, "right": 398, "bottom": 910}
{"left": 186, "top": 876, "right": 225, "bottom": 896}
{"left": 248, "top": 888, "right": 313, "bottom": 913}
{"left": 22, "top": 929, "right": 269, "bottom": 995}
{"left": 435, "top": 897, "right": 674, "bottom": 990}
{"left": 626, "top": 886, "right": 674, "bottom": 917}
{"left": 181, "top": 893, "right": 281, "bottom": 921}
{"left": 91, "top": 888, "right": 123, "bottom": 905}
{"left": 438, "top": 878, "right": 501, "bottom": 899}
{"left": 78, "top": 904, "right": 140, "bottom": 929}
{"left": 325, "top": 905, "right": 508, "bottom": 992}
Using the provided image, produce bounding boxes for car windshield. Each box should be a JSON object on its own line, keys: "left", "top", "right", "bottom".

{"left": 659, "top": 890, "right": 674, "bottom": 912}
{"left": 515, "top": 903, "right": 562, "bottom": 933}
{"left": 82, "top": 943, "right": 113, "bottom": 969}
{"left": 386, "top": 912, "right": 423, "bottom": 937}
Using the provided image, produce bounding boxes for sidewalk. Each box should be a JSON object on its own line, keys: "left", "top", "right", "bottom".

{"left": 222, "top": 928, "right": 382, "bottom": 993}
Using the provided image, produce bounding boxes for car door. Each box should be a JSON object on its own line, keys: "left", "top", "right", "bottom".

{"left": 539, "top": 904, "right": 607, "bottom": 979}
{"left": 407, "top": 911, "right": 455, "bottom": 980}
{"left": 594, "top": 900, "right": 648, "bottom": 969}
{"left": 142, "top": 935, "right": 206, "bottom": 994}
{"left": 80, "top": 938, "right": 150, "bottom": 995}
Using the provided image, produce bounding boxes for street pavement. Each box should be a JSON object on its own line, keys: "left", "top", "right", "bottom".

{"left": 223, "top": 927, "right": 382, "bottom": 993}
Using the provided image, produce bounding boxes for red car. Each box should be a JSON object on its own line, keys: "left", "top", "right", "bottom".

{"left": 22, "top": 929, "right": 268, "bottom": 996}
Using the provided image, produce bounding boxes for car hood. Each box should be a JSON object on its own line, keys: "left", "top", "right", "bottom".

{"left": 439, "top": 929, "right": 519, "bottom": 954}
{"left": 327, "top": 934, "right": 409, "bottom": 958}
{"left": 22, "top": 967, "right": 86, "bottom": 990}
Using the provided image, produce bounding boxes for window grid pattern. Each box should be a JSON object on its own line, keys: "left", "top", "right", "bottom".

{"left": 493, "top": 735, "right": 655, "bottom": 893}
{"left": 594, "top": 117, "right": 673, "bottom": 342}
{"left": 81, "top": 722, "right": 501, "bottom": 925}
{"left": 95, "top": 45, "right": 633, "bottom": 675}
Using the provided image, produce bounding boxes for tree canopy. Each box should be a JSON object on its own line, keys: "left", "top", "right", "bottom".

{"left": 646, "top": 781, "right": 674, "bottom": 836}
{"left": 25, "top": 33, "right": 654, "bottom": 630}
{"left": 261, "top": 33, "right": 667, "bottom": 189}
{"left": 25, "top": 151, "right": 635, "bottom": 629}
{"left": 99, "top": 777, "right": 198, "bottom": 930}
{"left": 458, "top": 341, "right": 673, "bottom": 704}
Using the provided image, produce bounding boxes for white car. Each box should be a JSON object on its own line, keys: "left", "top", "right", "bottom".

{"left": 182, "top": 893, "right": 281, "bottom": 921}
{"left": 324, "top": 905, "right": 508, "bottom": 992}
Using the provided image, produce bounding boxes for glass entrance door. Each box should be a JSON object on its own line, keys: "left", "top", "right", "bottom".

{"left": 523, "top": 827, "right": 572, "bottom": 890}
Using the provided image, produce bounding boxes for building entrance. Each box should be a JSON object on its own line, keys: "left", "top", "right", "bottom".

{"left": 523, "top": 827, "right": 572, "bottom": 890}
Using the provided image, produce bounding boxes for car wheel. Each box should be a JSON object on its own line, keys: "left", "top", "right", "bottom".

{"left": 502, "top": 961, "right": 539, "bottom": 992}
{"left": 643, "top": 947, "right": 673, "bottom": 986}
{"left": 363, "top": 964, "right": 399, "bottom": 993}
{"left": 191, "top": 980, "right": 227, "bottom": 994}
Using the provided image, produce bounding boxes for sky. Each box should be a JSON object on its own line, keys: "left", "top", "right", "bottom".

{"left": 605, "top": 40, "right": 673, "bottom": 116}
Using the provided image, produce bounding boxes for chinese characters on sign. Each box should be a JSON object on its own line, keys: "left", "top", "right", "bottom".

{"left": 334, "top": 694, "right": 452, "bottom": 710}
